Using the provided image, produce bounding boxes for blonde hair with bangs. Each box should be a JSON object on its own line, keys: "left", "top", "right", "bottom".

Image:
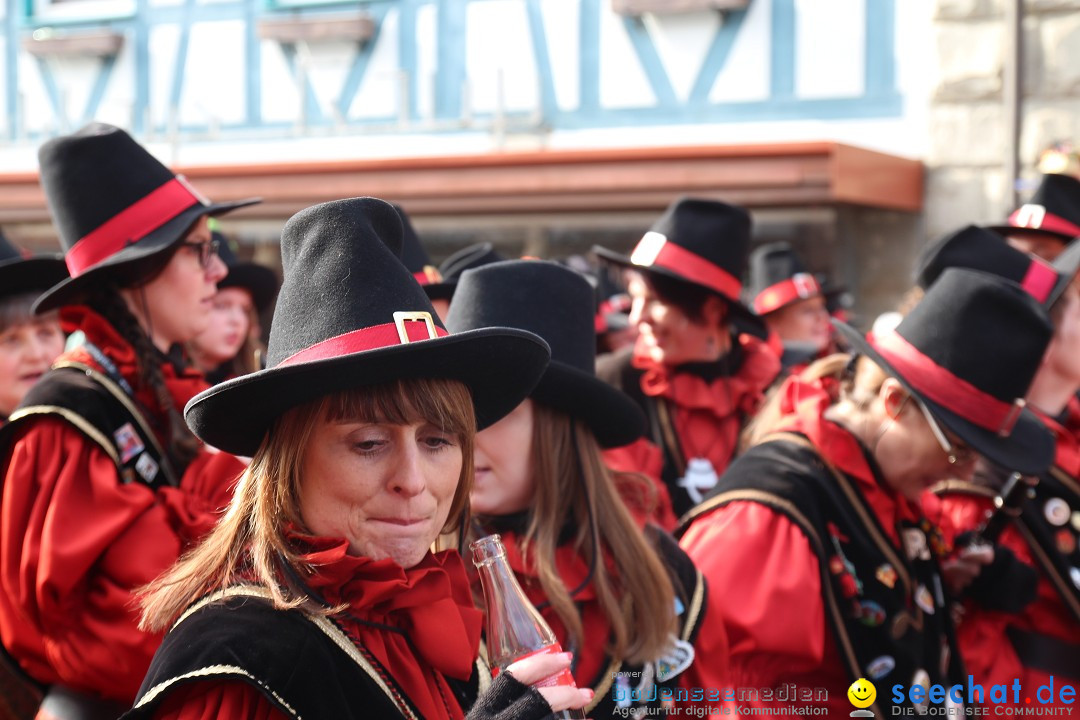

{"left": 139, "top": 377, "right": 476, "bottom": 632}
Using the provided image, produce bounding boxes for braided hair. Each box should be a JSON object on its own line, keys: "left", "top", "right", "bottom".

{"left": 87, "top": 283, "right": 202, "bottom": 474}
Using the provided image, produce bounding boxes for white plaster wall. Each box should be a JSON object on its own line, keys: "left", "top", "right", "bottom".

{"left": 465, "top": 0, "right": 538, "bottom": 114}
{"left": 96, "top": 34, "right": 137, "bottom": 129}
{"left": 302, "top": 40, "right": 357, "bottom": 123}
{"left": 710, "top": 0, "right": 770, "bottom": 103}
{"left": 795, "top": 0, "right": 865, "bottom": 99}
{"left": 18, "top": 53, "right": 60, "bottom": 134}
{"left": 0, "top": 0, "right": 936, "bottom": 167}
{"left": 148, "top": 23, "right": 182, "bottom": 129}
{"left": 179, "top": 20, "right": 245, "bottom": 125}
{"left": 540, "top": 0, "right": 579, "bottom": 112}
{"left": 599, "top": 1, "right": 655, "bottom": 108}
{"left": 646, "top": 10, "right": 720, "bottom": 103}
{"left": 415, "top": 2, "right": 437, "bottom": 119}
{"left": 261, "top": 39, "right": 301, "bottom": 124}
{"left": 349, "top": 7, "right": 400, "bottom": 120}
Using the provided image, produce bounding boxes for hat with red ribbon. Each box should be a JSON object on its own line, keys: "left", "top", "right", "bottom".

{"left": 916, "top": 225, "right": 1080, "bottom": 309}
{"left": 185, "top": 197, "right": 550, "bottom": 456}
{"left": 835, "top": 268, "right": 1054, "bottom": 476}
{"left": 393, "top": 204, "right": 449, "bottom": 296}
{"left": 592, "top": 197, "right": 766, "bottom": 337}
{"left": 747, "top": 241, "right": 823, "bottom": 316}
{"left": 0, "top": 230, "right": 68, "bottom": 302}
{"left": 989, "top": 173, "right": 1080, "bottom": 243}
{"left": 32, "top": 123, "right": 260, "bottom": 313}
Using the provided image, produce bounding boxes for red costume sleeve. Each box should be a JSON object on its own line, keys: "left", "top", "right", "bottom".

{"left": 151, "top": 680, "right": 287, "bottom": 720}
{"left": 681, "top": 502, "right": 827, "bottom": 682}
{"left": 603, "top": 438, "right": 677, "bottom": 530}
{"left": 680, "top": 502, "right": 850, "bottom": 714}
{"left": 0, "top": 418, "right": 242, "bottom": 703}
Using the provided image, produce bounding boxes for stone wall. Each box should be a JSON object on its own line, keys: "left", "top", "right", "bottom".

{"left": 926, "top": 0, "right": 1080, "bottom": 242}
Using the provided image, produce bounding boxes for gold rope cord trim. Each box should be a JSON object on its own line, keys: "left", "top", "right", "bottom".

{"left": 166, "top": 585, "right": 419, "bottom": 720}
{"left": 1048, "top": 466, "right": 1080, "bottom": 499}
{"left": 134, "top": 664, "right": 300, "bottom": 717}
{"left": 53, "top": 361, "right": 173, "bottom": 472}
{"left": 7, "top": 406, "right": 120, "bottom": 466}
{"left": 681, "top": 569, "right": 705, "bottom": 643}
{"left": 927, "top": 479, "right": 997, "bottom": 499}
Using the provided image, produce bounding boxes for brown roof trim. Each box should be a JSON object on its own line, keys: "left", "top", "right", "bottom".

{"left": 0, "top": 141, "right": 923, "bottom": 223}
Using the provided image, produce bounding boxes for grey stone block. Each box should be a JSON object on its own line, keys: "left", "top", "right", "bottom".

{"left": 1019, "top": 99, "right": 1080, "bottom": 165}
{"left": 1032, "top": 11, "right": 1080, "bottom": 95}
{"left": 923, "top": 166, "right": 1010, "bottom": 241}
{"left": 936, "top": 0, "right": 1004, "bottom": 21}
{"left": 928, "top": 103, "right": 1006, "bottom": 166}
{"left": 933, "top": 20, "right": 1005, "bottom": 101}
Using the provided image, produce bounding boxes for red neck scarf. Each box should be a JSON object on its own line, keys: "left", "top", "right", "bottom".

{"left": 294, "top": 532, "right": 482, "bottom": 720}
{"left": 772, "top": 374, "right": 924, "bottom": 544}
{"left": 58, "top": 305, "right": 209, "bottom": 446}
{"left": 632, "top": 333, "right": 780, "bottom": 470}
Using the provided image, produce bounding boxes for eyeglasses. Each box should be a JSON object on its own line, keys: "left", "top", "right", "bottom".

{"left": 911, "top": 395, "right": 976, "bottom": 466}
{"left": 182, "top": 237, "right": 220, "bottom": 269}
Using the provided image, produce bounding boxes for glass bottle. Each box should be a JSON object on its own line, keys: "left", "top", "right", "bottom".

{"left": 471, "top": 534, "right": 587, "bottom": 720}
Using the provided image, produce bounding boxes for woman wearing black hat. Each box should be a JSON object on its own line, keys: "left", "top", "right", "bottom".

{"left": 129, "top": 198, "right": 588, "bottom": 720}
{"left": 0, "top": 123, "right": 258, "bottom": 714}
{"left": 0, "top": 232, "right": 69, "bottom": 423}
{"left": 916, "top": 226, "right": 1080, "bottom": 710}
{"left": 188, "top": 232, "right": 278, "bottom": 384}
{"left": 680, "top": 269, "right": 1056, "bottom": 716}
{"left": 445, "top": 259, "right": 707, "bottom": 719}
{"left": 748, "top": 242, "right": 833, "bottom": 376}
{"left": 991, "top": 173, "right": 1080, "bottom": 262}
{"left": 594, "top": 197, "right": 781, "bottom": 523}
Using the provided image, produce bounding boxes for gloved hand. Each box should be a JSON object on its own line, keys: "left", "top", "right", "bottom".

{"left": 467, "top": 652, "right": 593, "bottom": 720}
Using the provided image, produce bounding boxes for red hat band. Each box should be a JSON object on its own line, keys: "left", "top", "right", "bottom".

{"left": 1019, "top": 258, "right": 1057, "bottom": 304}
{"left": 64, "top": 176, "right": 203, "bottom": 277}
{"left": 871, "top": 329, "right": 1026, "bottom": 437}
{"left": 413, "top": 266, "right": 443, "bottom": 285}
{"left": 629, "top": 231, "right": 742, "bottom": 301}
{"left": 1009, "top": 204, "right": 1080, "bottom": 238}
{"left": 278, "top": 311, "right": 449, "bottom": 368}
{"left": 753, "top": 273, "right": 822, "bottom": 315}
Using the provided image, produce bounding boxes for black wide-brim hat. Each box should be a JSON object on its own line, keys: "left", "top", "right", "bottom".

{"left": 446, "top": 259, "right": 645, "bottom": 448}
{"left": 987, "top": 173, "right": 1080, "bottom": 243}
{"left": 185, "top": 198, "right": 551, "bottom": 457}
{"left": 0, "top": 232, "right": 69, "bottom": 301}
{"left": 423, "top": 242, "right": 506, "bottom": 302}
{"left": 214, "top": 232, "right": 280, "bottom": 314}
{"left": 33, "top": 123, "right": 260, "bottom": 313}
{"left": 916, "top": 224, "right": 1080, "bottom": 309}
{"left": 593, "top": 197, "right": 767, "bottom": 338}
{"left": 218, "top": 263, "right": 279, "bottom": 314}
{"left": 836, "top": 268, "right": 1054, "bottom": 475}
{"left": 747, "top": 241, "right": 823, "bottom": 316}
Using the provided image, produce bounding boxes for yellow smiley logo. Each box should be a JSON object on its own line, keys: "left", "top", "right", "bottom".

{"left": 848, "top": 678, "right": 876, "bottom": 709}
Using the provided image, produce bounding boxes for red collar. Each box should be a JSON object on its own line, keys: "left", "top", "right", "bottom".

{"left": 772, "top": 374, "right": 923, "bottom": 541}
{"left": 293, "top": 531, "right": 482, "bottom": 682}
{"left": 631, "top": 334, "right": 781, "bottom": 417}
{"left": 58, "top": 305, "right": 209, "bottom": 423}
